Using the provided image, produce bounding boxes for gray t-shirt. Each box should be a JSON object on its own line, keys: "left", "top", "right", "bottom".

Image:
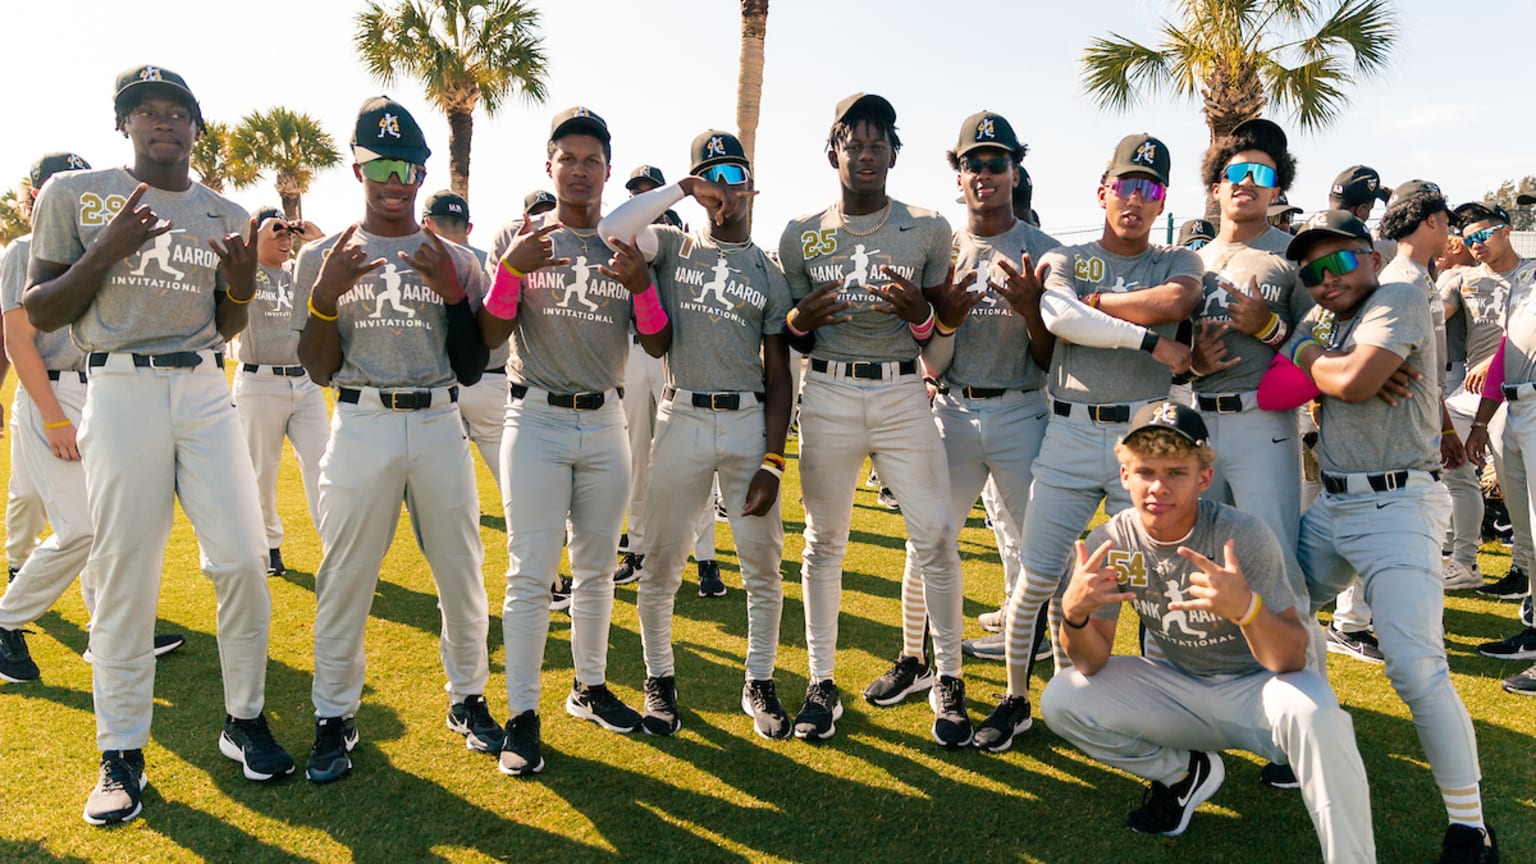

{"left": 292, "top": 228, "right": 484, "bottom": 389}
{"left": 1039, "top": 241, "right": 1203, "bottom": 404}
{"left": 235, "top": 261, "right": 301, "bottom": 366}
{"left": 465, "top": 243, "right": 509, "bottom": 370}
{"left": 1499, "top": 260, "right": 1536, "bottom": 385}
{"left": 1380, "top": 254, "right": 1447, "bottom": 393}
{"left": 2, "top": 234, "right": 85, "bottom": 371}
{"left": 30, "top": 167, "right": 248, "bottom": 354}
{"left": 944, "top": 221, "right": 1060, "bottom": 391}
{"left": 486, "top": 215, "right": 631, "bottom": 393}
{"left": 1438, "top": 263, "right": 1512, "bottom": 372}
{"left": 1088, "top": 499, "right": 1300, "bottom": 679}
{"left": 651, "top": 227, "right": 791, "bottom": 393}
{"left": 778, "top": 200, "right": 951, "bottom": 363}
{"left": 1290, "top": 280, "right": 1440, "bottom": 474}
{"left": 1193, "top": 232, "right": 1306, "bottom": 393}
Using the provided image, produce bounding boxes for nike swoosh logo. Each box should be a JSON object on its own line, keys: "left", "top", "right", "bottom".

{"left": 207, "top": 211, "right": 220, "bottom": 218}
{"left": 1176, "top": 762, "right": 1207, "bottom": 806}
{"left": 1376, "top": 502, "right": 1390, "bottom": 510}
{"left": 1271, "top": 437, "right": 1290, "bottom": 443}
{"left": 899, "top": 225, "right": 915, "bottom": 231}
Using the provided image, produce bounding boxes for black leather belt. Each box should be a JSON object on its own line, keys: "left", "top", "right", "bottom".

{"left": 1503, "top": 383, "right": 1532, "bottom": 401}
{"left": 243, "top": 363, "right": 305, "bottom": 376}
{"left": 510, "top": 383, "right": 608, "bottom": 411}
{"left": 1196, "top": 393, "right": 1244, "bottom": 414}
{"left": 337, "top": 386, "right": 457, "bottom": 410}
{"left": 87, "top": 351, "right": 221, "bottom": 369}
{"left": 1053, "top": 400, "right": 1131, "bottom": 424}
{"left": 663, "top": 386, "right": 764, "bottom": 411}
{"left": 960, "top": 387, "right": 1008, "bottom": 399}
{"left": 47, "top": 370, "right": 87, "bottom": 383}
{"left": 810, "top": 358, "right": 918, "bottom": 380}
{"left": 1321, "top": 469, "right": 1441, "bottom": 495}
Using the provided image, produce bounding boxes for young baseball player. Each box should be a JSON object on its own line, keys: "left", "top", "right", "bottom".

{"left": 1275, "top": 211, "right": 1497, "bottom": 863}
{"left": 973, "top": 134, "right": 1200, "bottom": 753}
{"left": 777, "top": 93, "right": 969, "bottom": 745}
{"left": 234, "top": 207, "right": 328, "bottom": 577}
{"left": 25, "top": 64, "right": 293, "bottom": 825}
{"left": 867, "top": 112, "right": 1058, "bottom": 741}
{"left": 1040, "top": 401, "right": 1373, "bottom": 862}
{"left": 480, "top": 107, "right": 741, "bottom": 775}
{"left": 598, "top": 130, "right": 793, "bottom": 738}
{"left": 292, "top": 97, "right": 496, "bottom": 783}
{"left": 1329, "top": 165, "right": 1397, "bottom": 264}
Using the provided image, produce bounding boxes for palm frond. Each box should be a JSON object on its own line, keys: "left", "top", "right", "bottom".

{"left": 1260, "top": 54, "right": 1350, "bottom": 130}
{"left": 1081, "top": 33, "right": 1174, "bottom": 112}
{"left": 1296, "top": 0, "right": 1395, "bottom": 74}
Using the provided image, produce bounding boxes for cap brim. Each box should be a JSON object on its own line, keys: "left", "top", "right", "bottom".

{"left": 954, "top": 140, "right": 1017, "bottom": 159}
{"left": 1517, "top": 194, "right": 1536, "bottom": 206}
{"left": 1267, "top": 205, "right": 1303, "bottom": 217}
{"left": 690, "top": 154, "right": 749, "bottom": 175}
{"left": 552, "top": 118, "right": 610, "bottom": 145}
{"left": 115, "top": 79, "right": 195, "bottom": 108}
{"left": 354, "top": 144, "right": 430, "bottom": 165}
{"left": 1286, "top": 227, "right": 1371, "bottom": 261}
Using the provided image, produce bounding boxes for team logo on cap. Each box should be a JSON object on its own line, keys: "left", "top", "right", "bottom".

{"left": 1422, "top": 182, "right": 1441, "bottom": 194}
{"left": 379, "top": 113, "right": 401, "bottom": 139}
{"left": 449, "top": 203, "right": 462, "bottom": 213}
{"left": 66, "top": 154, "right": 87, "bottom": 170}
{"left": 139, "top": 67, "right": 163, "bottom": 82}
{"left": 574, "top": 107, "right": 591, "bottom": 118}
{"left": 1151, "top": 402, "right": 1179, "bottom": 426}
{"left": 1133, "top": 141, "right": 1158, "bottom": 166}
{"left": 976, "top": 117, "right": 996, "bottom": 140}
{"left": 706, "top": 136, "right": 727, "bottom": 158}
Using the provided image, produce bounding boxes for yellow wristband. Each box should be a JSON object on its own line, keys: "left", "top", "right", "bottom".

{"left": 1234, "top": 592, "right": 1263, "bottom": 627}
{"left": 1442, "top": 428, "right": 1457, "bottom": 437}
{"left": 308, "top": 296, "right": 339, "bottom": 321}
{"left": 225, "top": 289, "right": 254, "bottom": 305}
{"left": 43, "top": 419, "right": 73, "bottom": 429}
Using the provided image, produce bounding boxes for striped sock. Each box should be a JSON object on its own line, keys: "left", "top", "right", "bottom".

{"left": 1442, "top": 783, "right": 1484, "bottom": 830}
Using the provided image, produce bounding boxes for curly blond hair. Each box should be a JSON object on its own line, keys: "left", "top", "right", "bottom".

{"left": 1116, "top": 428, "right": 1215, "bottom": 468}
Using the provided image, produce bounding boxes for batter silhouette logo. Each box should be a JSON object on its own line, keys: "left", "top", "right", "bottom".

{"left": 557, "top": 256, "right": 601, "bottom": 312}
{"left": 706, "top": 136, "right": 727, "bottom": 158}
{"left": 368, "top": 263, "right": 417, "bottom": 319}
{"left": 692, "top": 255, "right": 739, "bottom": 311}
{"left": 139, "top": 67, "right": 163, "bottom": 82}
{"left": 378, "top": 113, "right": 401, "bottom": 139}
{"left": 129, "top": 230, "right": 188, "bottom": 280}
{"left": 975, "top": 117, "right": 995, "bottom": 140}
{"left": 1133, "top": 141, "right": 1157, "bottom": 167}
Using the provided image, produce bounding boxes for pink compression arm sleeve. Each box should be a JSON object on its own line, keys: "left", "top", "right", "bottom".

{"left": 1257, "top": 352, "right": 1322, "bottom": 411}
{"left": 1482, "top": 336, "right": 1508, "bottom": 402}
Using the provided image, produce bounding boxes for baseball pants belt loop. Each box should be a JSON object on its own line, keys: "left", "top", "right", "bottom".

{"left": 1503, "top": 382, "right": 1536, "bottom": 401}
{"left": 509, "top": 382, "right": 608, "bottom": 411}
{"left": 662, "top": 386, "right": 765, "bottom": 411}
{"left": 336, "top": 385, "right": 458, "bottom": 411}
{"left": 241, "top": 363, "right": 306, "bottom": 376}
{"left": 960, "top": 386, "right": 1009, "bottom": 399}
{"left": 87, "top": 350, "right": 222, "bottom": 371}
{"left": 1320, "top": 469, "right": 1442, "bottom": 495}
{"left": 46, "top": 370, "right": 88, "bottom": 383}
{"left": 1196, "top": 392, "right": 1245, "bottom": 414}
{"left": 1052, "top": 400, "right": 1132, "bottom": 424}
{"left": 809, "top": 358, "right": 919, "bottom": 380}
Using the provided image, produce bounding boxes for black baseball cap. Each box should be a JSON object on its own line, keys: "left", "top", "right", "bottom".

{"left": 1177, "top": 218, "right": 1216, "bottom": 247}
{"left": 1230, "top": 117, "right": 1288, "bottom": 150}
{"left": 550, "top": 106, "right": 610, "bottom": 146}
{"left": 955, "top": 110, "right": 1022, "bottom": 159}
{"left": 1330, "top": 165, "right": 1390, "bottom": 206}
{"left": 625, "top": 165, "right": 665, "bottom": 191}
{"left": 29, "top": 152, "right": 90, "bottom": 190}
{"left": 423, "top": 190, "right": 469, "bottom": 221}
{"left": 1123, "top": 401, "right": 1210, "bottom": 447}
{"left": 114, "top": 64, "right": 197, "bottom": 113}
{"left": 690, "top": 130, "right": 749, "bottom": 174}
{"left": 1286, "top": 210, "right": 1374, "bottom": 262}
{"left": 1517, "top": 193, "right": 1536, "bottom": 207}
{"left": 1267, "top": 194, "right": 1302, "bottom": 219}
{"left": 1387, "top": 179, "right": 1443, "bottom": 204}
{"left": 1013, "top": 164, "right": 1034, "bottom": 207}
{"left": 352, "top": 96, "right": 430, "bottom": 165}
{"left": 1453, "top": 201, "right": 1511, "bottom": 227}
{"left": 254, "top": 205, "right": 284, "bottom": 225}
{"left": 831, "top": 93, "right": 896, "bottom": 132}
{"left": 1105, "top": 133, "right": 1171, "bottom": 186}
{"left": 523, "top": 190, "right": 556, "bottom": 213}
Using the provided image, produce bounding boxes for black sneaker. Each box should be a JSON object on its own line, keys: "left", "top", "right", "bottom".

{"left": 642, "top": 675, "right": 681, "bottom": 736}
{"left": 1523, "top": 596, "right": 1535, "bottom": 629}
{"left": 219, "top": 713, "right": 296, "bottom": 781}
{"left": 565, "top": 679, "right": 642, "bottom": 733}
{"left": 446, "top": 694, "right": 505, "bottom": 753}
{"left": 613, "top": 553, "right": 644, "bottom": 586}
{"left": 618, "top": 532, "right": 629, "bottom": 553}
{"left": 1324, "top": 626, "right": 1385, "bottom": 664}
{"left": 82, "top": 749, "right": 146, "bottom": 826}
{"left": 1477, "top": 627, "right": 1536, "bottom": 660}
{"left": 793, "top": 679, "right": 843, "bottom": 740}
{"left": 268, "top": 548, "right": 285, "bottom": 577}
{"left": 1439, "top": 823, "right": 1499, "bottom": 864}
{"left": 498, "top": 709, "right": 545, "bottom": 776}
{"left": 1478, "top": 567, "right": 1528, "bottom": 599}
{"left": 714, "top": 497, "right": 729, "bottom": 522}
{"left": 928, "top": 674, "right": 973, "bottom": 749}
{"left": 1501, "top": 663, "right": 1536, "bottom": 696}
{"left": 153, "top": 633, "right": 186, "bottom": 657}
{"left": 6, "top": 566, "right": 16, "bottom": 583}
{"left": 741, "top": 679, "right": 790, "bottom": 740}
{"left": 972, "top": 694, "right": 1032, "bottom": 753}
{"left": 1126, "top": 750, "right": 1225, "bottom": 837}
{"left": 877, "top": 487, "right": 900, "bottom": 510}
{"left": 697, "top": 560, "right": 726, "bottom": 597}
{"left": 549, "top": 575, "right": 572, "bottom": 612}
{"left": 0, "top": 627, "right": 39, "bottom": 683}
{"left": 306, "top": 715, "right": 357, "bottom": 783}
{"left": 1258, "top": 761, "right": 1299, "bottom": 789}
{"left": 863, "top": 654, "right": 933, "bottom": 706}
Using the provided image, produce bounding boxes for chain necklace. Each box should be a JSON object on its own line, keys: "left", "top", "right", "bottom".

{"left": 837, "top": 200, "right": 892, "bottom": 237}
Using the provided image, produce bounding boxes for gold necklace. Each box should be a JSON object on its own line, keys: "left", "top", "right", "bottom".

{"left": 838, "top": 200, "right": 892, "bottom": 237}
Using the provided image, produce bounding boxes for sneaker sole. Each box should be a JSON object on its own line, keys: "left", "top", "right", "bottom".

{"left": 217, "top": 732, "right": 294, "bottom": 782}
{"left": 565, "top": 693, "right": 639, "bottom": 733}
{"left": 1324, "top": 640, "right": 1385, "bottom": 665}
{"left": 1260, "top": 777, "right": 1301, "bottom": 790}
{"left": 740, "top": 693, "right": 790, "bottom": 740}
{"left": 792, "top": 701, "right": 844, "bottom": 740}
{"left": 152, "top": 636, "right": 186, "bottom": 658}
{"left": 498, "top": 755, "right": 546, "bottom": 776}
{"left": 0, "top": 667, "right": 39, "bottom": 683}
{"left": 1502, "top": 681, "right": 1536, "bottom": 696}
{"left": 445, "top": 716, "right": 503, "bottom": 754}
{"left": 641, "top": 714, "right": 681, "bottom": 736}
{"left": 697, "top": 586, "right": 727, "bottom": 598}
{"left": 1478, "top": 646, "right": 1536, "bottom": 660}
{"left": 305, "top": 758, "right": 352, "bottom": 784}
{"left": 81, "top": 774, "right": 146, "bottom": 826}
{"left": 1444, "top": 578, "right": 1485, "bottom": 591}
{"left": 864, "top": 672, "right": 934, "bottom": 707}
{"left": 549, "top": 598, "right": 572, "bottom": 612}
{"left": 975, "top": 715, "right": 1033, "bottom": 753}
{"left": 1477, "top": 588, "right": 1530, "bottom": 600}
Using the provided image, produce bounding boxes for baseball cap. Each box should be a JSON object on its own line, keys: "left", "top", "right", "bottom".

{"left": 1230, "top": 117, "right": 1288, "bottom": 150}
{"left": 1177, "top": 219, "right": 1216, "bottom": 247}
{"left": 1267, "top": 194, "right": 1303, "bottom": 219}
{"left": 114, "top": 64, "right": 197, "bottom": 113}
{"left": 1387, "top": 179, "right": 1443, "bottom": 204}
{"left": 423, "top": 190, "right": 469, "bottom": 221}
{"left": 1453, "top": 201, "right": 1511, "bottom": 227}
{"left": 253, "top": 205, "right": 284, "bottom": 226}
{"left": 690, "top": 130, "right": 749, "bottom": 174}
{"left": 1285, "top": 210, "right": 1374, "bottom": 262}
{"left": 1517, "top": 193, "right": 1536, "bottom": 207}
{"left": 29, "top": 152, "right": 90, "bottom": 190}
{"left": 1013, "top": 164, "right": 1034, "bottom": 207}
{"left": 550, "top": 106, "right": 610, "bottom": 146}
{"left": 1329, "top": 165, "right": 1390, "bottom": 206}
{"left": 954, "top": 111, "right": 1022, "bottom": 159}
{"left": 831, "top": 93, "right": 896, "bottom": 132}
{"left": 1123, "top": 401, "right": 1210, "bottom": 447}
{"left": 523, "top": 190, "right": 557, "bottom": 213}
{"left": 625, "top": 165, "right": 666, "bottom": 191}
{"left": 1104, "top": 133, "right": 1171, "bottom": 186}
{"left": 352, "top": 96, "right": 431, "bottom": 165}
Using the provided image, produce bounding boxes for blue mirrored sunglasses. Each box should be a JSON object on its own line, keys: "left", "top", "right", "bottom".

{"left": 1464, "top": 226, "right": 1502, "bottom": 246}
{"left": 699, "top": 163, "right": 750, "bottom": 185}
{"left": 1224, "top": 162, "right": 1279, "bottom": 188}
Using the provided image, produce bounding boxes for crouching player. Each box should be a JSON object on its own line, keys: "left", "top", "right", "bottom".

{"left": 1040, "top": 401, "right": 1374, "bottom": 863}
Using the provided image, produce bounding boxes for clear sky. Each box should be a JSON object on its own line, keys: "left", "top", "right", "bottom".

{"left": 4, "top": 0, "right": 1531, "bottom": 249}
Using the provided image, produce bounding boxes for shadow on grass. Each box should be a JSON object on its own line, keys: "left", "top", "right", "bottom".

{"left": 0, "top": 838, "right": 90, "bottom": 863}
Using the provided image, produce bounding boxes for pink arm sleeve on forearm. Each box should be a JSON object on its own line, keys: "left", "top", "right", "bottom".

{"left": 1483, "top": 336, "right": 1508, "bottom": 402}
{"left": 1257, "top": 352, "right": 1322, "bottom": 411}
{"left": 483, "top": 259, "right": 522, "bottom": 320}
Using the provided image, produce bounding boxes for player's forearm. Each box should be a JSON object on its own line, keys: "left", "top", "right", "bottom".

{"left": 214, "top": 292, "right": 250, "bottom": 340}
{"left": 1040, "top": 289, "right": 1150, "bottom": 349}
{"left": 298, "top": 323, "right": 343, "bottom": 387}
{"left": 638, "top": 325, "right": 671, "bottom": 359}
{"left": 1020, "top": 305, "right": 1056, "bottom": 371}
{"left": 1059, "top": 618, "right": 1115, "bottom": 676}
{"left": 1240, "top": 608, "right": 1309, "bottom": 674}
{"left": 762, "top": 335, "right": 792, "bottom": 457}
{"left": 24, "top": 254, "right": 112, "bottom": 333}
{"left": 478, "top": 306, "right": 517, "bottom": 350}
{"left": 3, "top": 315, "right": 66, "bottom": 423}
{"left": 1094, "top": 279, "right": 1201, "bottom": 326}
{"left": 1306, "top": 352, "right": 1396, "bottom": 403}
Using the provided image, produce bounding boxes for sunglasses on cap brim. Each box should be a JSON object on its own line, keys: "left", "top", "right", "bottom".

{"left": 360, "top": 159, "right": 425, "bottom": 185}
{"left": 697, "top": 163, "right": 750, "bottom": 185}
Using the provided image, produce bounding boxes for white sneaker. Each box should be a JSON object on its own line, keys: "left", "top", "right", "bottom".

{"left": 1443, "top": 558, "right": 1483, "bottom": 591}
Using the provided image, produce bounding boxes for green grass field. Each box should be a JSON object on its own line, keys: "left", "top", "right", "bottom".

{"left": 0, "top": 375, "right": 1532, "bottom": 863}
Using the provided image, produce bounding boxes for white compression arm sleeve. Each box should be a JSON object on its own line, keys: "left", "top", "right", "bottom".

{"left": 597, "top": 183, "right": 687, "bottom": 258}
{"left": 1039, "top": 287, "right": 1151, "bottom": 350}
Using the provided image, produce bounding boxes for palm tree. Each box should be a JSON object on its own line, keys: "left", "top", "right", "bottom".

{"left": 355, "top": 0, "right": 549, "bottom": 201}
{"left": 191, "top": 120, "right": 234, "bottom": 193}
{"left": 0, "top": 187, "right": 28, "bottom": 245}
{"left": 227, "top": 108, "right": 344, "bottom": 220}
{"left": 1081, "top": 0, "right": 1396, "bottom": 142}
{"left": 736, "top": 0, "right": 769, "bottom": 164}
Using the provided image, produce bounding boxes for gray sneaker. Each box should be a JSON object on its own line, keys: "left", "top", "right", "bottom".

{"left": 962, "top": 632, "right": 1005, "bottom": 661}
{"left": 83, "top": 749, "right": 146, "bottom": 826}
